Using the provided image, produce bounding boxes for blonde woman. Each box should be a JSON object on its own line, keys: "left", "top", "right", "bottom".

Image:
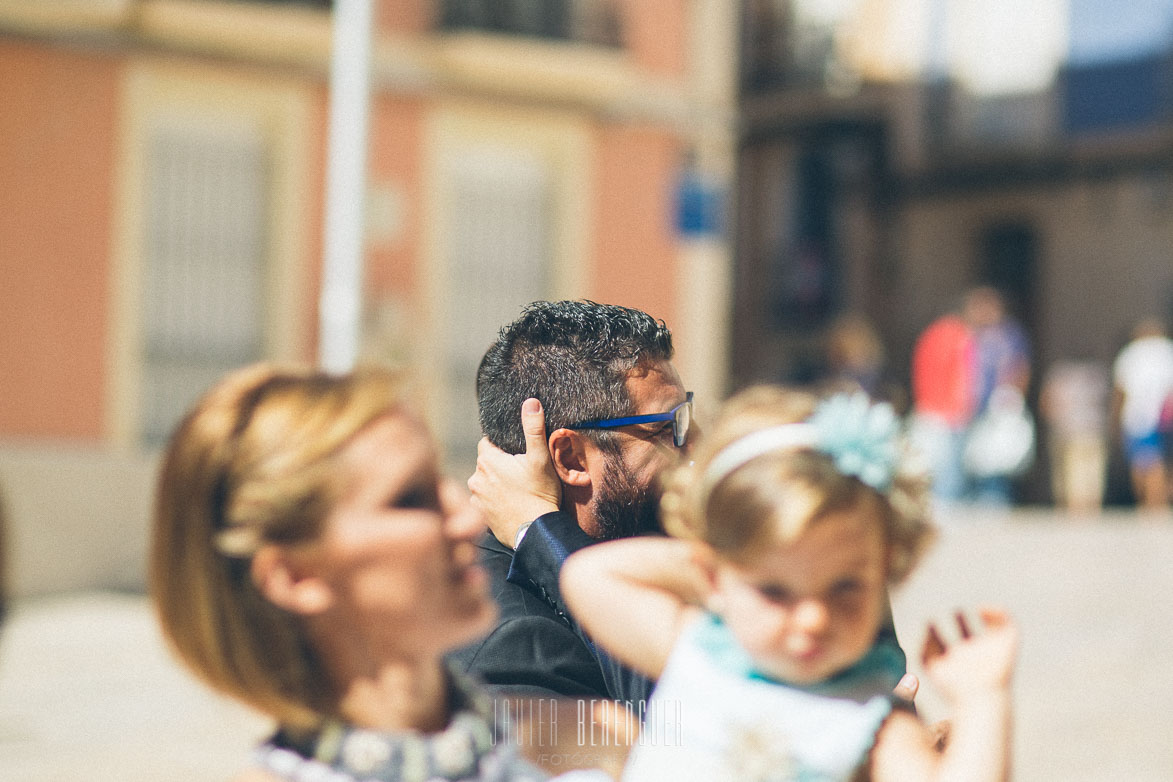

{"left": 151, "top": 364, "right": 549, "bottom": 781}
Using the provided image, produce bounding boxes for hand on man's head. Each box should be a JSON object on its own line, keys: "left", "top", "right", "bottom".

{"left": 467, "top": 398, "right": 562, "bottom": 548}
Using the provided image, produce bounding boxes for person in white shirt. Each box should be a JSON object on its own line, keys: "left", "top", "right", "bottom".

{"left": 1112, "top": 318, "right": 1173, "bottom": 511}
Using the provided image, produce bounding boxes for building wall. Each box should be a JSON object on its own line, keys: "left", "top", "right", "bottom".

{"left": 366, "top": 95, "right": 427, "bottom": 302}
{"left": 891, "top": 170, "right": 1173, "bottom": 506}
{"left": 1036, "top": 177, "right": 1173, "bottom": 363}
{"left": 624, "top": 0, "right": 689, "bottom": 77}
{"left": 0, "top": 1, "right": 736, "bottom": 595}
{"left": 591, "top": 123, "right": 682, "bottom": 326}
{"left": 0, "top": 41, "right": 120, "bottom": 442}
{"left": 895, "top": 172, "right": 1173, "bottom": 378}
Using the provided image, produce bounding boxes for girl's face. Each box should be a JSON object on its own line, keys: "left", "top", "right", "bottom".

{"left": 714, "top": 504, "right": 888, "bottom": 685}
{"left": 305, "top": 412, "right": 496, "bottom": 660}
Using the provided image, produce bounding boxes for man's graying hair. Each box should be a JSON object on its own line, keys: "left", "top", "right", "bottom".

{"left": 477, "top": 300, "right": 674, "bottom": 455}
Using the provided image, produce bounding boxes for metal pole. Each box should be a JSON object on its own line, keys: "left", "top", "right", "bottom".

{"left": 319, "top": 0, "right": 374, "bottom": 372}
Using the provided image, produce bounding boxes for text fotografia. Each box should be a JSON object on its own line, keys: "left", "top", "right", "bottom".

{"left": 491, "top": 699, "right": 684, "bottom": 748}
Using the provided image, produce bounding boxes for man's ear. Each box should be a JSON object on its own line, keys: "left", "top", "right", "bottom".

{"left": 548, "top": 428, "right": 594, "bottom": 488}
{"left": 250, "top": 544, "right": 333, "bottom": 616}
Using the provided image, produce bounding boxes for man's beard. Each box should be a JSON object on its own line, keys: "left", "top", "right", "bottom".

{"left": 590, "top": 451, "right": 662, "bottom": 541}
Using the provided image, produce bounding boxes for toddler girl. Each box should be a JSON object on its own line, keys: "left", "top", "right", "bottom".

{"left": 561, "top": 386, "right": 1018, "bottom": 782}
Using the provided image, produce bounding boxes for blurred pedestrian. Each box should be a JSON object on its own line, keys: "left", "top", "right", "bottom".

{"left": 1112, "top": 318, "right": 1173, "bottom": 512}
{"left": 965, "top": 288, "right": 1031, "bottom": 415}
{"left": 910, "top": 303, "right": 976, "bottom": 504}
{"left": 1040, "top": 359, "right": 1110, "bottom": 515}
{"left": 960, "top": 287, "right": 1033, "bottom": 506}
{"left": 824, "top": 313, "right": 904, "bottom": 409}
{"left": 150, "top": 364, "right": 554, "bottom": 781}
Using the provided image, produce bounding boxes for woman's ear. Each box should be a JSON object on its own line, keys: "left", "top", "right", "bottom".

{"left": 548, "top": 428, "right": 594, "bottom": 488}
{"left": 250, "top": 544, "right": 333, "bottom": 616}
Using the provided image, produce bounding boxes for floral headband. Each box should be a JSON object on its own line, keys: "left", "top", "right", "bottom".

{"left": 700, "top": 392, "right": 902, "bottom": 500}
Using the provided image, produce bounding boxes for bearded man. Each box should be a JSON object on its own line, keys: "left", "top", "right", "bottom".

{"left": 448, "top": 300, "right": 691, "bottom": 705}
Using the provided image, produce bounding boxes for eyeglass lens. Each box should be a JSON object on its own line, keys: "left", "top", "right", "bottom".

{"left": 674, "top": 400, "right": 691, "bottom": 447}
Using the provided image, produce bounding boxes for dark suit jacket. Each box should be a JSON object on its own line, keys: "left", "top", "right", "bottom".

{"left": 447, "top": 512, "right": 654, "bottom": 705}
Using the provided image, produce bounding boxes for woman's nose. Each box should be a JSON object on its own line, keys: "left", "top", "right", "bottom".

{"left": 440, "top": 478, "right": 487, "bottom": 540}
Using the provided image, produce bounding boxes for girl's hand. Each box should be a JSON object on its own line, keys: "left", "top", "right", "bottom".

{"left": 921, "top": 607, "right": 1019, "bottom": 703}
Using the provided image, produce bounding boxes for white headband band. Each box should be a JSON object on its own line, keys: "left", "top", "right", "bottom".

{"left": 700, "top": 422, "right": 819, "bottom": 499}
{"left": 698, "top": 392, "right": 902, "bottom": 507}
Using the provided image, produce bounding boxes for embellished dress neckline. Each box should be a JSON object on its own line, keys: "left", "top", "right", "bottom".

{"left": 253, "top": 666, "right": 546, "bottom": 782}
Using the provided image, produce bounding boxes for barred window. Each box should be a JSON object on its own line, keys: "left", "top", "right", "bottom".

{"left": 439, "top": 146, "right": 551, "bottom": 470}
{"left": 438, "top": 0, "right": 622, "bottom": 47}
{"left": 140, "top": 126, "right": 269, "bottom": 445}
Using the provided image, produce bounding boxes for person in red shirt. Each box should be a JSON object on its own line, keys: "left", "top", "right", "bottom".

{"left": 911, "top": 311, "right": 977, "bottom": 502}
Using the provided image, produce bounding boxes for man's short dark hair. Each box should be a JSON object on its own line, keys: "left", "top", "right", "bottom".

{"left": 477, "top": 300, "right": 674, "bottom": 454}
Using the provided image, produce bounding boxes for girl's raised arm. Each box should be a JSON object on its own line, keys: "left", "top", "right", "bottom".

{"left": 560, "top": 537, "right": 710, "bottom": 680}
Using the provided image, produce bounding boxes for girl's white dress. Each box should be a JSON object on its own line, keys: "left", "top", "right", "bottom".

{"left": 622, "top": 614, "right": 906, "bottom": 782}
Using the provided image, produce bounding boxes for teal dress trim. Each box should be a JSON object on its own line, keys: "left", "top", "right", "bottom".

{"left": 618, "top": 613, "right": 902, "bottom": 780}
{"left": 692, "top": 612, "right": 906, "bottom": 701}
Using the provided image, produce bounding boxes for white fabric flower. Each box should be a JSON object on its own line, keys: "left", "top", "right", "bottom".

{"left": 340, "top": 730, "right": 392, "bottom": 775}
{"left": 431, "top": 726, "right": 475, "bottom": 776}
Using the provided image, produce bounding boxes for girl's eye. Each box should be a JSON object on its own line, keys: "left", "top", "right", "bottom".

{"left": 829, "top": 580, "right": 863, "bottom": 600}
{"left": 755, "top": 584, "right": 793, "bottom": 604}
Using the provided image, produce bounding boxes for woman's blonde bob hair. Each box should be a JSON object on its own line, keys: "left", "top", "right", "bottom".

{"left": 149, "top": 363, "right": 405, "bottom": 730}
{"left": 662, "top": 385, "right": 933, "bottom": 583}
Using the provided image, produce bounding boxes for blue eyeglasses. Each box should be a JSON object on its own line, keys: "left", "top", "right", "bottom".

{"left": 570, "top": 392, "right": 693, "bottom": 448}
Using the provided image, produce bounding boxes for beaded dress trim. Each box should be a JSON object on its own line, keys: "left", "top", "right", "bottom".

{"left": 252, "top": 668, "right": 545, "bottom": 782}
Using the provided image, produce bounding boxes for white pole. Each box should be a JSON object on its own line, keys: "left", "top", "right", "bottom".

{"left": 319, "top": 0, "right": 374, "bottom": 372}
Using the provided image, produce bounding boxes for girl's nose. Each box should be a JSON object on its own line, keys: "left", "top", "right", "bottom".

{"left": 792, "top": 598, "right": 830, "bottom": 636}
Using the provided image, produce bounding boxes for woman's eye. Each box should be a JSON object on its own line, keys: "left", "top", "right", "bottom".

{"left": 392, "top": 484, "right": 440, "bottom": 511}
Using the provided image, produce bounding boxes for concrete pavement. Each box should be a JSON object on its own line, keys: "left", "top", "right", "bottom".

{"left": 892, "top": 508, "right": 1173, "bottom": 781}
{"left": 1, "top": 509, "right": 1170, "bottom": 781}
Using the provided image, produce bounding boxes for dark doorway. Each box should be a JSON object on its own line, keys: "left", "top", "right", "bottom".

{"left": 978, "top": 220, "right": 1038, "bottom": 335}
{"left": 977, "top": 219, "right": 1046, "bottom": 502}
{"left": 732, "top": 120, "right": 890, "bottom": 391}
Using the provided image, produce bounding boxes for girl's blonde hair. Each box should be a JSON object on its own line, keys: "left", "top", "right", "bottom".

{"left": 662, "top": 385, "right": 933, "bottom": 583}
{"left": 149, "top": 363, "right": 404, "bottom": 730}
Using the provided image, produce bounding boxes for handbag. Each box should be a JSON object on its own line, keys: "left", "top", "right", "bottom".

{"left": 964, "top": 386, "right": 1035, "bottom": 478}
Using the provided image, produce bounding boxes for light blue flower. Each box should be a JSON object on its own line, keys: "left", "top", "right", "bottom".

{"left": 808, "top": 392, "right": 900, "bottom": 490}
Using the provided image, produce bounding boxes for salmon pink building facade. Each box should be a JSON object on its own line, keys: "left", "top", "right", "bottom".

{"left": 0, "top": 0, "right": 737, "bottom": 595}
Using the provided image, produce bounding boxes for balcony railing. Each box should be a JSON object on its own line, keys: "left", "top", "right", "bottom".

{"left": 437, "top": 0, "right": 621, "bottom": 47}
